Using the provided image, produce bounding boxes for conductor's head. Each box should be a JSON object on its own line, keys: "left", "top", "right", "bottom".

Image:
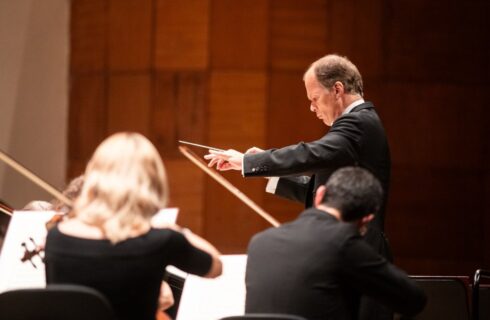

{"left": 74, "top": 132, "right": 168, "bottom": 243}
{"left": 315, "top": 167, "right": 383, "bottom": 223}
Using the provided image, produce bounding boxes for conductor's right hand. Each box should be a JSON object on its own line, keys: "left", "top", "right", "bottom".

{"left": 204, "top": 149, "right": 244, "bottom": 171}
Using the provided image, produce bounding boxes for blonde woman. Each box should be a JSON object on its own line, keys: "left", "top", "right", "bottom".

{"left": 44, "top": 132, "right": 222, "bottom": 320}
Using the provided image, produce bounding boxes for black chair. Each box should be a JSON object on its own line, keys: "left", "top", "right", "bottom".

{"left": 400, "top": 276, "right": 470, "bottom": 320}
{"left": 0, "top": 284, "right": 116, "bottom": 320}
{"left": 219, "top": 314, "right": 307, "bottom": 320}
{"left": 163, "top": 270, "right": 186, "bottom": 319}
{"left": 472, "top": 269, "right": 490, "bottom": 320}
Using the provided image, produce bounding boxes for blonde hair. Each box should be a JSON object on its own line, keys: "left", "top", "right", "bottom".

{"left": 74, "top": 132, "right": 169, "bottom": 243}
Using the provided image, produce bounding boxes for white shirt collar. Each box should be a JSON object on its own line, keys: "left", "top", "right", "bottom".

{"left": 342, "top": 98, "right": 365, "bottom": 115}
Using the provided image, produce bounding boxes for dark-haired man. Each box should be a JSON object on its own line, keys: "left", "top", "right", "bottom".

{"left": 245, "top": 167, "right": 426, "bottom": 320}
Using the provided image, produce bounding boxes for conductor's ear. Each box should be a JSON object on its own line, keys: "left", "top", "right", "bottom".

{"left": 314, "top": 185, "right": 327, "bottom": 207}
{"left": 333, "top": 81, "right": 344, "bottom": 97}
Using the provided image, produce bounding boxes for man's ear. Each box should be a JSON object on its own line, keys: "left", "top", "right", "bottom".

{"left": 334, "top": 81, "right": 344, "bottom": 96}
{"left": 314, "top": 185, "right": 326, "bottom": 207}
{"left": 361, "top": 214, "right": 374, "bottom": 225}
{"left": 358, "top": 214, "right": 375, "bottom": 236}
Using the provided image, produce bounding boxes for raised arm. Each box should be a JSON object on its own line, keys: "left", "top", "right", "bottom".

{"left": 179, "top": 227, "right": 222, "bottom": 278}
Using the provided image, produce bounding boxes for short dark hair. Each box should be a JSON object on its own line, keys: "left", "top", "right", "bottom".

{"left": 311, "top": 54, "right": 363, "bottom": 96}
{"left": 321, "top": 167, "right": 382, "bottom": 221}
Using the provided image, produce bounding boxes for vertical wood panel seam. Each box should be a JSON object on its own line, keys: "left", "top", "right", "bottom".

{"left": 103, "top": 0, "right": 110, "bottom": 140}
{"left": 149, "top": 0, "right": 157, "bottom": 141}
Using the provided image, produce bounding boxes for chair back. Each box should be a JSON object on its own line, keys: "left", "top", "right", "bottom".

{"left": 472, "top": 269, "right": 490, "bottom": 320}
{"left": 0, "top": 284, "right": 116, "bottom": 320}
{"left": 402, "top": 276, "right": 470, "bottom": 320}
{"left": 219, "top": 314, "right": 307, "bottom": 320}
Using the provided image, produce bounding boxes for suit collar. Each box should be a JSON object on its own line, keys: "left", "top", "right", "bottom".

{"left": 350, "top": 101, "right": 374, "bottom": 113}
{"left": 300, "top": 207, "right": 339, "bottom": 223}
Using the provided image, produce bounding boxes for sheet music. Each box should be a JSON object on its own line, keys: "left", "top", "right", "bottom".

{"left": 177, "top": 254, "right": 247, "bottom": 320}
{"left": 0, "top": 210, "right": 55, "bottom": 293}
{"left": 0, "top": 208, "right": 180, "bottom": 294}
{"left": 151, "top": 207, "right": 179, "bottom": 226}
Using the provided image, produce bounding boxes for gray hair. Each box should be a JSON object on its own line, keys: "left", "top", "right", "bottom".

{"left": 306, "top": 54, "right": 363, "bottom": 96}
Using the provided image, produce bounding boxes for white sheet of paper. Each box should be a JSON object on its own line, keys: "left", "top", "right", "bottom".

{"left": 0, "top": 210, "right": 56, "bottom": 293}
{"left": 176, "top": 254, "right": 247, "bottom": 320}
{"left": 151, "top": 207, "right": 179, "bottom": 226}
{"left": 0, "top": 208, "right": 180, "bottom": 294}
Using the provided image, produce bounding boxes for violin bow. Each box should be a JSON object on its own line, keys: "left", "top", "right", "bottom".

{"left": 179, "top": 146, "right": 280, "bottom": 228}
{"left": 0, "top": 203, "right": 12, "bottom": 216}
{"left": 0, "top": 149, "right": 73, "bottom": 208}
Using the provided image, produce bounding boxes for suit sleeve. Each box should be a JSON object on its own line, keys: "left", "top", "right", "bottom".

{"left": 340, "top": 236, "right": 427, "bottom": 316}
{"left": 243, "top": 115, "right": 362, "bottom": 177}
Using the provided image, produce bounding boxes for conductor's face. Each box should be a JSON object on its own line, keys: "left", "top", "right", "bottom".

{"left": 304, "top": 71, "right": 339, "bottom": 127}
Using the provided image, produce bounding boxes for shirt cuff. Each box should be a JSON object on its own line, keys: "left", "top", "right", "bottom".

{"left": 265, "top": 177, "right": 279, "bottom": 194}
{"left": 241, "top": 157, "right": 245, "bottom": 176}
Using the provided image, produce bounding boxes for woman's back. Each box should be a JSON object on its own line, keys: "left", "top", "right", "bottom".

{"left": 44, "top": 132, "right": 222, "bottom": 319}
{"left": 45, "top": 225, "right": 212, "bottom": 320}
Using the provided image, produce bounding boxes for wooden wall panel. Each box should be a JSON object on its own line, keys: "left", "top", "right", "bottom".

{"left": 369, "top": 80, "right": 488, "bottom": 275}
{"left": 206, "top": 71, "right": 268, "bottom": 251}
{"left": 270, "top": 0, "right": 328, "bottom": 70}
{"left": 108, "top": 0, "right": 152, "bottom": 70}
{"left": 371, "top": 83, "right": 486, "bottom": 168}
{"left": 70, "top": 0, "right": 107, "bottom": 73}
{"left": 68, "top": 0, "right": 490, "bottom": 273}
{"left": 385, "top": 0, "right": 490, "bottom": 83}
{"left": 165, "top": 159, "right": 204, "bottom": 233}
{"left": 389, "top": 167, "right": 483, "bottom": 256}
{"left": 152, "top": 72, "right": 207, "bottom": 155}
{"left": 68, "top": 74, "right": 107, "bottom": 177}
{"left": 485, "top": 128, "right": 490, "bottom": 267}
{"left": 268, "top": 71, "right": 325, "bottom": 147}
{"left": 208, "top": 72, "right": 267, "bottom": 149}
{"left": 155, "top": 0, "right": 210, "bottom": 70}
{"left": 210, "top": 0, "right": 268, "bottom": 69}
{"left": 107, "top": 74, "right": 151, "bottom": 135}
{"left": 152, "top": 73, "right": 178, "bottom": 153}
{"left": 204, "top": 173, "right": 268, "bottom": 253}
{"left": 328, "top": 0, "right": 384, "bottom": 79}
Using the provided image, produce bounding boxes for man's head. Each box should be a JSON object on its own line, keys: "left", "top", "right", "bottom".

{"left": 304, "top": 54, "right": 363, "bottom": 126}
{"left": 315, "top": 167, "right": 382, "bottom": 223}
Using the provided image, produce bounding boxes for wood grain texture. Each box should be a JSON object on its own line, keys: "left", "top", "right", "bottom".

{"left": 70, "top": 0, "right": 107, "bottom": 73}
{"left": 107, "top": 74, "right": 151, "bottom": 135}
{"left": 208, "top": 71, "right": 267, "bottom": 149}
{"left": 268, "top": 71, "right": 326, "bottom": 147}
{"left": 68, "top": 74, "right": 107, "bottom": 162}
{"left": 165, "top": 159, "right": 205, "bottom": 233}
{"left": 210, "top": 0, "right": 268, "bottom": 69}
{"left": 152, "top": 72, "right": 207, "bottom": 155}
{"left": 384, "top": 0, "right": 490, "bottom": 83}
{"left": 269, "top": 0, "right": 328, "bottom": 70}
{"left": 155, "top": 0, "right": 210, "bottom": 70}
{"left": 68, "top": 0, "right": 490, "bottom": 274}
{"left": 327, "top": 0, "right": 384, "bottom": 79}
{"left": 108, "top": 0, "right": 152, "bottom": 70}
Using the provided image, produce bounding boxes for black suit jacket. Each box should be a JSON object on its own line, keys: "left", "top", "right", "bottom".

{"left": 243, "top": 102, "right": 391, "bottom": 257}
{"left": 245, "top": 209, "right": 426, "bottom": 320}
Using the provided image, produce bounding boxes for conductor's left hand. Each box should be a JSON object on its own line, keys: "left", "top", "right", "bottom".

{"left": 204, "top": 149, "right": 244, "bottom": 171}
